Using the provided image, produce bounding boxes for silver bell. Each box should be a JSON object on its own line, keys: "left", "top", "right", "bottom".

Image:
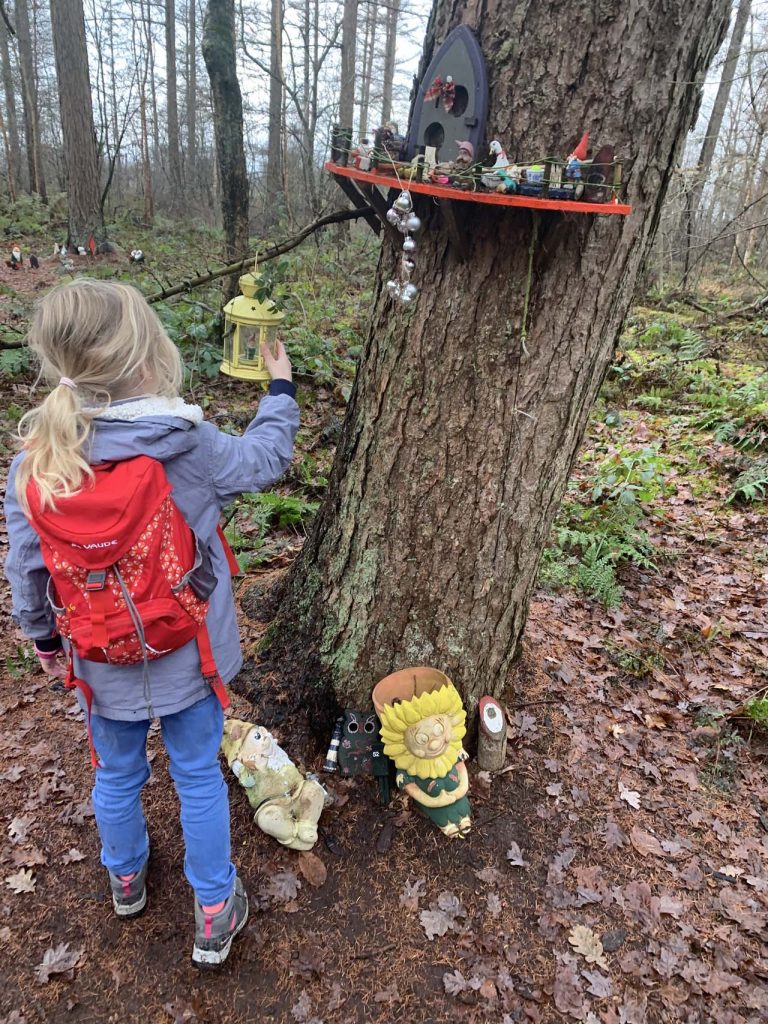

{"left": 402, "top": 256, "right": 416, "bottom": 273}
{"left": 394, "top": 191, "right": 412, "bottom": 213}
{"left": 401, "top": 283, "right": 418, "bottom": 303}
{"left": 402, "top": 236, "right": 417, "bottom": 254}
{"left": 405, "top": 214, "right": 422, "bottom": 233}
{"left": 386, "top": 208, "right": 400, "bottom": 225}
{"left": 386, "top": 279, "right": 401, "bottom": 298}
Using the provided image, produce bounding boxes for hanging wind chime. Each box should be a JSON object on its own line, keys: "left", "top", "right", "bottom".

{"left": 385, "top": 190, "right": 421, "bottom": 305}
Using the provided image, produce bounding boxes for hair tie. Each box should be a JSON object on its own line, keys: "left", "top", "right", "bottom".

{"left": 58, "top": 377, "right": 77, "bottom": 390}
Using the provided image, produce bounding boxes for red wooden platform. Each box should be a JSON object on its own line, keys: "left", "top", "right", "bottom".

{"left": 325, "top": 161, "right": 632, "bottom": 216}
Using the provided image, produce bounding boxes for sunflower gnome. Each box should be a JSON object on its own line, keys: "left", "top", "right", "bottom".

{"left": 374, "top": 668, "right": 472, "bottom": 838}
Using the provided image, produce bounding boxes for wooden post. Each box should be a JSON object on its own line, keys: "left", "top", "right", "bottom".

{"left": 477, "top": 696, "right": 507, "bottom": 771}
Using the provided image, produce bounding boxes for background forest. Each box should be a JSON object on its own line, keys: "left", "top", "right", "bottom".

{"left": 0, "top": 1, "right": 767, "bottom": 1023}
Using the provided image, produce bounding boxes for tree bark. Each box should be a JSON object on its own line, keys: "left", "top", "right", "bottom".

{"left": 259, "top": 0, "right": 731, "bottom": 723}
{"left": 186, "top": 0, "right": 196, "bottom": 182}
{"left": 165, "top": 0, "right": 183, "bottom": 199}
{"left": 264, "top": 0, "right": 283, "bottom": 227}
{"left": 50, "top": 0, "right": 101, "bottom": 245}
{"left": 357, "top": 0, "right": 375, "bottom": 136}
{"left": 15, "top": 0, "right": 46, "bottom": 199}
{"left": 683, "top": 0, "right": 751, "bottom": 275}
{"left": 338, "top": 0, "right": 357, "bottom": 132}
{"left": 202, "top": 0, "right": 249, "bottom": 300}
{"left": 380, "top": 0, "right": 399, "bottom": 125}
{"left": 0, "top": 16, "right": 22, "bottom": 194}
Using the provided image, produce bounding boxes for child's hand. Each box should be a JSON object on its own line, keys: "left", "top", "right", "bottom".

{"left": 261, "top": 341, "right": 292, "bottom": 382}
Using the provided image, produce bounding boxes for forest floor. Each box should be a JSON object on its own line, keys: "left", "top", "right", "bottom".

{"left": 0, "top": 234, "right": 767, "bottom": 1023}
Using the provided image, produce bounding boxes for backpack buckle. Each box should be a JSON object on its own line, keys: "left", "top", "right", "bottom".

{"left": 85, "top": 570, "right": 108, "bottom": 592}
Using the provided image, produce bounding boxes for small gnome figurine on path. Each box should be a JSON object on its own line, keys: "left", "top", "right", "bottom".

{"left": 221, "top": 718, "right": 326, "bottom": 851}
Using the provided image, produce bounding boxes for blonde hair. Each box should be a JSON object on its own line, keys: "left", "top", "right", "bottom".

{"left": 16, "top": 278, "right": 183, "bottom": 512}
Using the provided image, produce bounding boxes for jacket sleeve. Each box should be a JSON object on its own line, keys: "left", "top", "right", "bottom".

{"left": 3, "top": 456, "right": 56, "bottom": 641}
{"left": 205, "top": 391, "right": 300, "bottom": 507}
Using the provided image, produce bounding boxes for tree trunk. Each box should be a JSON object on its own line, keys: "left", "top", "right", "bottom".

{"left": 0, "top": 17, "right": 22, "bottom": 194}
{"left": 50, "top": 0, "right": 101, "bottom": 245}
{"left": 264, "top": 0, "right": 283, "bottom": 227}
{"left": 165, "top": 0, "right": 183, "bottom": 199}
{"left": 357, "top": 0, "right": 375, "bottom": 136}
{"left": 338, "top": 0, "right": 357, "bottom": 132}
{"left": 683, "top": 0, "right": 751, "bottom": 275}
{"left": 202, "top": 0, "right": 249, "bottom": 300}
{"left": 257, "top": 0, "right": 731, "bottom": 726}
{"left": 380, "top": 0, "right": 399, "bottom": 125}
{"left": 16, "top": 0, "right": 46, "bottom": 199}
{"left": 186, "top": 0, "right": 197, "bottom": 182}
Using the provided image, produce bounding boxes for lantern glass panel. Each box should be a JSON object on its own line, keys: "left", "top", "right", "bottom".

{"left": 239, "top": 327, "right": 262, "bottom": 366}
{"left": 263, "top": 323, "right": 279, "bottom": 356}
{"left": 223, "top": 322, "right": 234, "bottom": 363}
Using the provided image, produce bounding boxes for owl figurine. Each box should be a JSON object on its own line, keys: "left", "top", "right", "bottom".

{"left": 336, "top": 709, "right": 380, "bottom": 777}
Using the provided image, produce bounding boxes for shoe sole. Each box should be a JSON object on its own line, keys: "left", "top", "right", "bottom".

{"left": 191, "top": 898, "right": 249, "bottom": 969}
{"left": 113, "top": 888, "right": 148, "bottom": 919}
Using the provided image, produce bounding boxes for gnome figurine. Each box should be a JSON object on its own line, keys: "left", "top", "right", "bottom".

{"left": 221, "top": 718, "right": 326, "bottom": 851}
{"left": 374, "top": 669, "right": 472, "bottom": 838}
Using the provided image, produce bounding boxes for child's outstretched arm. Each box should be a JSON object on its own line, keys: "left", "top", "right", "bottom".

{"left": 205, "top": 342, "right": 301, "bottom": 506}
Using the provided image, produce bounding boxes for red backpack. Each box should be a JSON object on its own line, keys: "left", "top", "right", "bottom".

{"left": 26, "top": 456, "right": 233, "bottom": 763}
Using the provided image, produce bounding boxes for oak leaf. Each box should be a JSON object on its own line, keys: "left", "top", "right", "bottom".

{"left": 568, "top": 925, "right": 608, "bottom": 969}
{"left": 5, "top": 869, "right": 35, "bottom": 894}
{"left": 34, "top": 943, "right": 84, "bottom": 983}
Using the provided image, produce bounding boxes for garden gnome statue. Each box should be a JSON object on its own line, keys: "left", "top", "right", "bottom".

{"left": 221, "top": 718, "right": 326, "bottom": 851}
{"left": 374, "top": 668, "right": 472, "bottom": 838}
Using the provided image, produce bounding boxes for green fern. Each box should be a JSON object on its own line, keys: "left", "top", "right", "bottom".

{"left": 576, "top": 550, "right": 623, "bottom": 608}
{"left": 728, "top": 458, "right": 768, "bottom": 503}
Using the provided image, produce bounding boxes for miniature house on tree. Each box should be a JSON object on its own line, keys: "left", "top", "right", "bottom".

{"left": 405, "top": 26, "right": 488, "bottom": 163}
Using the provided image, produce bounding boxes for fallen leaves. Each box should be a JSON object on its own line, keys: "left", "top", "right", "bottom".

{"left": 298, "top": 852, "right": 327, "bottom": 888}
{"left": 629, "top": 826, "right": 666, "bottom": 858}
{"left": 5, "top": 869, "right": 35, "bottom": 894}
{"left": 399, "top": 877, "right": 425, "bottom": 911}
{"left": 506, "top": 841, "right": 528, "bottom": 867}
{"left": 568, "top": 925, "right": 609, "bottom": 970}
{"left": 420, "top": 891, "right": 467, "bottom": 940}
{"left": 35, "top": 942, "right": 84, "bottom": 983}
{"left": 618, "top": 784, "right": 641, "bottom": 809}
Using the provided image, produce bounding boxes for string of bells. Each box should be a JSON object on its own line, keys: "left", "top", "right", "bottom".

{"left": 386, "top": 191, "right": 421, "bottom": 306}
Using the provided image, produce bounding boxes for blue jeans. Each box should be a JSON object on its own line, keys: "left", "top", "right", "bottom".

{"left": 90, "top": 693, "right": 235, "bottom": 906}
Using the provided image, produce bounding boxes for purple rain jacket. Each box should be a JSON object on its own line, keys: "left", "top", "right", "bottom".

{"left": 4, "top": 385, "right": 299, "bottom": 721}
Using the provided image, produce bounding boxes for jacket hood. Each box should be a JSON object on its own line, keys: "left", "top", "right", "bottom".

{"left": 87, "top": 397, "right": 204, "bottom": 465}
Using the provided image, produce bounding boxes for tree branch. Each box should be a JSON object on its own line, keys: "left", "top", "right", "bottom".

{"left": 145, "top": 206, "right": 374, "bottom": 304}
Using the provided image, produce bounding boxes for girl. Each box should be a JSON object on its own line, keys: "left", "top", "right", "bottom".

{"left": 4, "top": 278, "right": 299, "bottom": 967}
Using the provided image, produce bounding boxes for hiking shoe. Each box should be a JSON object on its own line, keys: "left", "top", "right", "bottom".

{"left": 108, "top": 860, "right": 148, "bottom": 919}
{"left": 192, "top": 876, "right": 249, "bottom": 969}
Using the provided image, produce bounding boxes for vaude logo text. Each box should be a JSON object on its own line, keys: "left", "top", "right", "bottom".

{"left": 71, "top": 539, "right": 119, "bottom": 549}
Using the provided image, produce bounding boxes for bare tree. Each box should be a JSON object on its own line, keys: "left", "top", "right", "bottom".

{"left": 0, "top": 14, "right": 22, "bottom": 193}
{"left": 50, "top": 0, "right": 101, "bottom": 245}
{"left": 202, "top": 0, "right": 249, "bottom": 298}
{"left": 165, "top": 0, "right": 183, "bottom": 198}
{"left": 16, "top": 0, "right": 46, "bottom": 199}
{"left": 264, "top": 0, "right": 283, "bottom": 226}
{"left": 683, "top": 0, "right": 751, "bottom": 274}
{"left": 380, "top": 0, "right": 399, "bottom": 125}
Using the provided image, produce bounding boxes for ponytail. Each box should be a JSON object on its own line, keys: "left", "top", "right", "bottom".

{"left": 16, "top": 381, "right": 96, "bottom": 513}
{"left": 14, "top": 277, "right": 183, "bottom": 514}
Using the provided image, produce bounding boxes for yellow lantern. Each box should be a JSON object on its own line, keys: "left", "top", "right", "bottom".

{"left": 220, "top": 260, "right": 285, "bottom": 382}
